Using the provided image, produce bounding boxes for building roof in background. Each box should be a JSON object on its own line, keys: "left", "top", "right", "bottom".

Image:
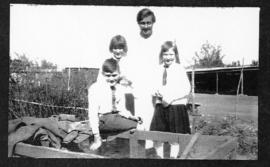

{"left": 64, "top": 67, "right": 99, "bottom": 70}
{"left": 186, "top": 65, "right": 258, "bottom": 73}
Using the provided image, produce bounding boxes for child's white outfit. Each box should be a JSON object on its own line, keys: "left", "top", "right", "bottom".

{"left": 150, "top": 63, "right": 191, "bottom": 158}
{"left": 88, "top": 79, "right": 137, "bottom": 135}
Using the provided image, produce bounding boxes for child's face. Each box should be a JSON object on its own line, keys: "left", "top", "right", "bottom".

{"left": 103, "top": 71, "right": 120, "bottom": 86}
{"left": 162, "top": 48, "right": 175, "bottom": 67}
{"left": 112, "top": 48, "right": 125, "bottom": 60}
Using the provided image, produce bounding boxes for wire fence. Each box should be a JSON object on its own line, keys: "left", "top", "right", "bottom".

{"left": 9, "top": 68, "right": 99, "bottom": 120}
{"left": 9, "top": 99, "right": 88, "bottom": 120}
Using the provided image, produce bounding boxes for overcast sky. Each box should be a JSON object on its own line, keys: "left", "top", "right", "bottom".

{"left": 10, "top": 5, "right": 259, "bottom": 70}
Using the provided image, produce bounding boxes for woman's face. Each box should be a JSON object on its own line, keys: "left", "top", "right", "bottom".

{"left": 112, "top": 48, "right": 125, "bottom": 60}
{"left": 138, "top": 15, "right": 154, "bottom": 39}
{"left": 162, "top": 48, "right": 175, "bottom": 67}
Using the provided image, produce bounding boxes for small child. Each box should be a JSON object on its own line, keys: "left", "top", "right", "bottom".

{"left": 150, "top": 41, "right": 191, "bottom": 158}
{"left": 88, "top": 58, "right": 141, "bottom": 151}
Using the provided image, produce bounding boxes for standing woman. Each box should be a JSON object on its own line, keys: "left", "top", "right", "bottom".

{"left": 150, "top": 41, "right": 191, "bottom": 158}
{"left": 127, "top": 8, "right": 160, "bottom": 150}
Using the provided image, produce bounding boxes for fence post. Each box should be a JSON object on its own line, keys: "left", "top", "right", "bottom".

{"left": 240, "top": 58, "right": 244, "bottom": 95}
{"left": 191, "top": 59, "right": 197, "bottom": 134}
{"left": 216, "top": 72, "right": 219, "bottom": 95}
{"left": 129, "top": 134, "right": 139, "bottom": 158}
{"left": 67, "top": 68, "right": 71, "bottom": 91}
{"left": 129, "top": 133, "right": 145, "bottom": 158}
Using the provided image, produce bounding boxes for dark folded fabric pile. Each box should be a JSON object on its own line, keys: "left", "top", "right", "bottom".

{"left": 8, "top": 114, "right": 93, "bottom": 157}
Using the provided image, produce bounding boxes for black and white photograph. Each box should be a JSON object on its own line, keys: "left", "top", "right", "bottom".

{"left": 8, "top": 4, "right": 259, "bottom": 160}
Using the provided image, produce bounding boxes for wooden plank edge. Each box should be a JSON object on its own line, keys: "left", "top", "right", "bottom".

{"left": 113, "top": 130, "right": 230, "bottom": 143}
{"left": 203, "top": 137, "right": 238, "bottom": 159}
{"left": 122, "top": 130, "right": 192, "bottom": 143}
{"left": 14, "top": 142, "right": 107, "bottom": 158}
{"left": 179, "top": 132, "right": 201, "bottom": 159}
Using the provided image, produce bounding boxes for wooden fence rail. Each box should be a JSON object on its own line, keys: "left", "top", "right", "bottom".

{"left": 14, "top": 142, "right": 107, "bottom": 158}
{"left": 107, "top": 130, "right": 238, "bottom": 159}
{"left": 12, "top": 130, "right": 237, "bottom": 159}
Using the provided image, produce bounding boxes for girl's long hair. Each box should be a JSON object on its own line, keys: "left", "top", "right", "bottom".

{"left": 159, "top": 41, "right": 180, "bottom": 65}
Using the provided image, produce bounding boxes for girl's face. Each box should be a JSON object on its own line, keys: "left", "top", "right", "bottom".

{"left": 112, "top": 48, "right": 125, "bottom": 60}
{"left": 162, "top": 48, "right": 175, "bottom": 67}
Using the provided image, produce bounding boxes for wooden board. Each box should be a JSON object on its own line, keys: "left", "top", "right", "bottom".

{"left": 107, "top": 130, "right": 237, "bottom": 159}
{"left": 13, "top": 131, "right": 238, "bottom": 159}
{"left": 203, "top": 137, "right": 238, "bottom": 159}
{"left": 108, "top": 130, "right": 192, "bottom": 143}
{"left": 180, "top": 132, "right": 201, "bottom": 159}
{"left": 14, "top": 142, "right": 107, "bottom": 158}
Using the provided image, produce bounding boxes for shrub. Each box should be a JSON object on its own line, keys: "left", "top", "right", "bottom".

{"left": 196, "top": 115, "right": 257, "bottom": 159}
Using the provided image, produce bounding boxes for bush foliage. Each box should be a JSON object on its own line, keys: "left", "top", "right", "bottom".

{"left": 195, "top": 115, "right": 257, "bottom": 159}
{"left": 194, "top": 41, "right": 225, "bottom": 68}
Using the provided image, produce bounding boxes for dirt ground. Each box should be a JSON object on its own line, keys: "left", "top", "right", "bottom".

{"left": 193, "top": 93, "right": 258, "bottom": 123}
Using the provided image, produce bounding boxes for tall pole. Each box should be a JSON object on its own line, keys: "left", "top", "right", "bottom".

{"left": 216, "top": 72, "right": 219, "bottom": 94}
{"left": 192, "top": 60, "right": 195, "bottom": 115}
{"left": 67, "top": 68, "right": 71, "bottom": 91}
{"left": 241, "top": 58, "right": 244, "bottom": 95}
{"left": 235, "top": 58, "right": 245, "bottom": 119}
{"left": 191, "top": 59, "right": 195, "bottom": 133}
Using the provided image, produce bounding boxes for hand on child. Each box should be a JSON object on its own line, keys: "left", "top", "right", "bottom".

{"left": 89, "top": 134, "right": 102, "bottom": 151}
{"left": 119, "top": 76, "right": 133, "bottom": 87}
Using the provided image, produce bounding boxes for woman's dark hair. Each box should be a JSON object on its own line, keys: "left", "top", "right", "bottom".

{"left": 102, "top": 58, "right": 120, "bottom": 73}
{"left": 109, "top": 35, "right": 128, "bottom": 53}
{"left": 159, "top": 41, "right": 180, "bottom": 64}
{"left": 137, "top": 8, "right": 156, "bottom": 23}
